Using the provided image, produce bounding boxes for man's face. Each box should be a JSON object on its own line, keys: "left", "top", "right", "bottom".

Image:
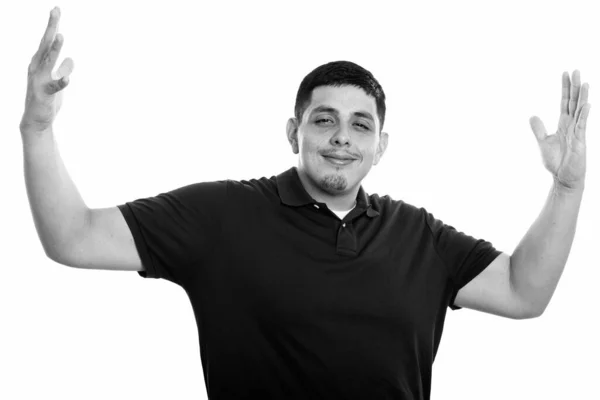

{"left": 287, "top": 85, "right": 388, "bottom": 197}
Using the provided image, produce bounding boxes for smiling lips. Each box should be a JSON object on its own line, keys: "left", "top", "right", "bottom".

{"left": 322, "top": 153, "right": 357, "bottom": 166}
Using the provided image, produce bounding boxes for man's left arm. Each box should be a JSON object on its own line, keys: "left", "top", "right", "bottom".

{"left": 454, "top": 70, "right": 591, "bottom": 319}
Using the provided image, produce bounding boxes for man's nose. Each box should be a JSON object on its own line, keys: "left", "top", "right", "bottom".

{"left": 330, "top": 124, "right": 351, "bottom": 146}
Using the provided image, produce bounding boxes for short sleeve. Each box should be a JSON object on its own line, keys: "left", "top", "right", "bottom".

{"left": 117, "top": 180, "right": 228, "bottom": 285}
{"left": 424, "top": 210, "right": 502, "bottom": 310}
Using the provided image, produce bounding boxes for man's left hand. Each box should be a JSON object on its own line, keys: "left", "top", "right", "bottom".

{"left": 529, "top": 70, "right": 591, "bottom": 192}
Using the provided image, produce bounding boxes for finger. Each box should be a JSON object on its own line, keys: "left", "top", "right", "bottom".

{"left": 44, "top": 33, "right": 64, "bottom": 71}
{"left": 568, "top": 70, "right": 581, "bottom": 116}
{"left": 45, "top": 76, "right": 70, "bottom": 95}
{"left": 34, "top": 7, "right": 61, "bottom": 66}
{"left": 54, "top": 57, "right": 75, "bottom": 79}
{"left": 529, "top": 116, "right": 548, "bottom": 142}
{"left": 38, "top": 7, "right": 60, "bottom": 50}
{"left": 575, "top": 103, "right": 591, "bottom": 142}
{"left": 574, "top": 82, "right": 589, "bottom": 123}
{"left": 560, "top": 72, "right": 570, "bottom": 115}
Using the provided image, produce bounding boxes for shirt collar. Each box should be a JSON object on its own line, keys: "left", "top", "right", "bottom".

{"left": 276, "top": 167, "right": 380, "bottom": 217}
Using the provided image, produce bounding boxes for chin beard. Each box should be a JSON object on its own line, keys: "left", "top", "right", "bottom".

{"left": 319, "top": 174, "right": 348, "bottom": 194}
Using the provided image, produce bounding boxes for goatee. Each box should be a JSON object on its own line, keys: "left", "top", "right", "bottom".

{"left": 319, "top": 174, "right": 347, "bottom": 193}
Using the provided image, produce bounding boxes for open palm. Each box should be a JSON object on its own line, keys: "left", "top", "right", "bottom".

{"left": 529, "top": 70, "right": 590, "bottom": 191}
{"left": 21, "top": 7, "right": 74, "bottom": 134}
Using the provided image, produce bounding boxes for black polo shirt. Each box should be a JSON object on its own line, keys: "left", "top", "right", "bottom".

{"left": 117, "top": 167, "right": 501, "bottom": 400}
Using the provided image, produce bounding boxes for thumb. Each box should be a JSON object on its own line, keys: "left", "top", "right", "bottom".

{"left": 52, "top": 57, "right": 74, "bottom": 80}
{"left": 45, "top": 76, "right": 69, "bottom": 95}
{"left": 57, "top": 57, "right": 74, "bottom": 78}
{"left": 529, "top": 116, "right": 547, "bottom": 142}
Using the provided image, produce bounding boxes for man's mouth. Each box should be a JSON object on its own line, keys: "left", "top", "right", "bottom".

{"left": 322, "top": 155, "right": 356, "bottom": 166}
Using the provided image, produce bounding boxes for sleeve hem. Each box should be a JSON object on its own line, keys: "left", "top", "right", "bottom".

{"left": 449, "top": 249, "right": 503, "bottom": 310}
{"left": 117, "top": 203, "right": 160, "bottom": 279}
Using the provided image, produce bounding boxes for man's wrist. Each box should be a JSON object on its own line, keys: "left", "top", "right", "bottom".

{"left": 552, "top": 178, "right": 585, "bottom": 197}
{"left": 20, "top": 124, "right": 55, "bottom": 151}
{"left": 20, "top": 120, "right": 53, "bottom": 138}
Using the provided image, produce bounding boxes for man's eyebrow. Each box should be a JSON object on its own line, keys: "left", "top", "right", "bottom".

{"left": 354, "top": 111, "right": 374, "bottom": 122}
{"left": 310, "top": 105, "right": 375, "bottom": 122}
{"left": 310, "top": 105, "right": 339, "bottom": 115}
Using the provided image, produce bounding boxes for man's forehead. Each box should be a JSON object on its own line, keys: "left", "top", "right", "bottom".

{"left": 307, "top": 85, "right": 377, "bottom": 110}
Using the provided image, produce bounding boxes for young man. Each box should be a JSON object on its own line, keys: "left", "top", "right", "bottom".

{"left": 21, "top": 7, "right": 590, "bottom": 400}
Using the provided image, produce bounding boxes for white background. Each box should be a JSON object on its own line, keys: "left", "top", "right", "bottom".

{"left": 2, "top": 1, "right": 599, "bottom": 399}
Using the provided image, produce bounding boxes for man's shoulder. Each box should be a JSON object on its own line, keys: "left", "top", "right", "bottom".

{"left": 367, "top": 192, "right": 414, "bottom": 211}
{"left": 368, "top": 192, "right": 428, "bottom": 222}
{"left": 225, "top": 174, "right": 280, "bottom": 203}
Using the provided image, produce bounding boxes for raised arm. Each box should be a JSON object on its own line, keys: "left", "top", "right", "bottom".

{"left": 454, "top": 70, "right": 590, "bottom": 318}
{"left": 21, "top": 7, "right": 143, "bottom": 271}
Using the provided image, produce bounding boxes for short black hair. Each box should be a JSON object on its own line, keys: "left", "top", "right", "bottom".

{"left": 294, "top": 61, "right": 386, "bottom": 131}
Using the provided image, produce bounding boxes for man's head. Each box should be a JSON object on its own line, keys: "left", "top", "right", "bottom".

{"left": 287, "top": 61, "right": 389, "bottom": 200}
{"left": 294, "top": 61, "right": 387, "bottom": 132}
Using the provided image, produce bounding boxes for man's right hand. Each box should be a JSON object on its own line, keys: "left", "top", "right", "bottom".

{"left": 20, "top": 6, "right": 74, "bottom": 135}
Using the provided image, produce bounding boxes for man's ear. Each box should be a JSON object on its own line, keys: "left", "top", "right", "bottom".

{"left": 373, "top": 131, "right": 389, "bottom": 165}
{"left": 286, "top": 118, "right": 299, "bottom": 154}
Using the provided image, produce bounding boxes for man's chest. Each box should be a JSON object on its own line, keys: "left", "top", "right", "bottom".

{"left": 202, "top": 208, "right": 449, "bottom": 338}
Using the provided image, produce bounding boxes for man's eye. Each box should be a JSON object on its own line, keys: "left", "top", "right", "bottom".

{"left": 355, "top": 122, "right": 370, "bottom": 130}
{"left": 316, "top": 118, "right": 333, "bottom": 124}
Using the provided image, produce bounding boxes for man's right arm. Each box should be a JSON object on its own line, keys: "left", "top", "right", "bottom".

{"left": 21, "top": 7, "right": 143, "bottom": 272}
{"left": 23, "top": 128, "right": 144, "bottom": 272}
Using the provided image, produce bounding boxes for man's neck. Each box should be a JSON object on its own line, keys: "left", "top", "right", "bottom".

{"left": 296, "top": 171, "right": 359, "bottom": 211}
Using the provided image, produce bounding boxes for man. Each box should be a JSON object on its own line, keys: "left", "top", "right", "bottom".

{"left": 21, "top": 7, "right": 590, "bottom": 400}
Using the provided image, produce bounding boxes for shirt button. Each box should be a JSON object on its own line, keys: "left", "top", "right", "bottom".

{"left": 342, "top": 223, "right": 346, "bottom": 228}
{"left": 314, "top": 204, "right": 319, "bottom": 209}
